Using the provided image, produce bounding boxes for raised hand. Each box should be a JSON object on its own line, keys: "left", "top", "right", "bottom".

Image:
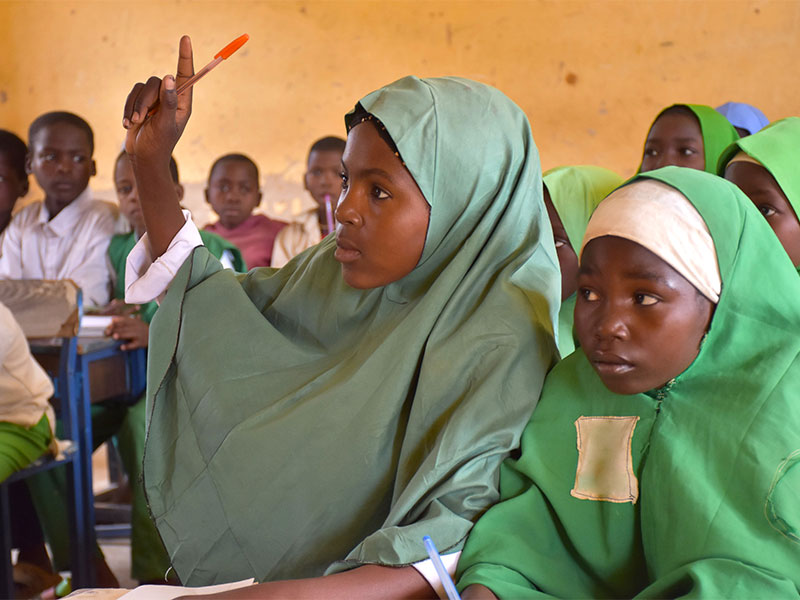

{"left": 120, "top": 36, "right": 195, "bottom": 257}
{"left": 122, "top": 35, "right": 195, "bottom": 163}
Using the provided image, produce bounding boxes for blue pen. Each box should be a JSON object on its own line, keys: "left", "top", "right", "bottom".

{"left": 423, "top": 535, "right": 462, "bottom": 600}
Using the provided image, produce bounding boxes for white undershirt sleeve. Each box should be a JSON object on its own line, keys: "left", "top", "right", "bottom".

{"left": 411, "top": 551, "right": 461, "bottom": 600}
{"left": 125, "top": 210, "right": 203, "bottom": 305}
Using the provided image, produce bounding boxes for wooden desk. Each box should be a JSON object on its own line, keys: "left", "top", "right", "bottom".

{"left": 31, "top": 337, "right": 144, "bottom": 406}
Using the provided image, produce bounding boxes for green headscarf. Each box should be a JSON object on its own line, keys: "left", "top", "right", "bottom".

{"left": 718, "top": 116, "right": 800, "bottom": 223}
{"left": 543, "top": 166, "right": 623, "bottom": 356}
{"left": 640, "top": 103, "right": 739, "bottom": 173}
{"left": 142, "top": 76, "right": 560, "bottom": 585}
{"left": 457, "top": 166, "right": 800, "bottom": 597}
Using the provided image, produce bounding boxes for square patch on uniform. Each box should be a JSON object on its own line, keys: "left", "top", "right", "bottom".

{"left": 570, "top": 415, "right": 639, "bottom": 503}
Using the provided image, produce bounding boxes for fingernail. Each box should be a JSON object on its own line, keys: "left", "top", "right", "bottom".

{"left": 122, "top": 118, "right": 130, "bottom": 128}
{"left": 132, "top": 111, "right": 140, "bottom": 123}
{"left": 165, "top": 75, "right": 175, "bottom": 91}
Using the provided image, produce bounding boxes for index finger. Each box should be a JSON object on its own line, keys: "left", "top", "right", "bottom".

{"left": 176, "top": 35, "right": 194, "bottom": 112}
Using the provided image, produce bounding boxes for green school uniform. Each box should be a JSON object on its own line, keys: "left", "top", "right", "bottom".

{"left": 640, "top": 104, "right": 739, "bottom": 174}
{"left": 718, "top": 116, "right": 800, "bottom": 273}
{"left": 457, "top": 166, "right": 800, "bottom": 598}
{"left": 142, "top": 76, "right": 561, "bottom": 585}
{"left": 543, "top": 166, "right": 623, "bottom": 356}
{"left": 108, "top": 230, "right": 247, "bottom": 323}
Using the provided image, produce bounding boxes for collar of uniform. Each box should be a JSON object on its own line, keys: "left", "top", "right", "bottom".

{"left": 35, "top": 187, "right": 93, "bottom": 236}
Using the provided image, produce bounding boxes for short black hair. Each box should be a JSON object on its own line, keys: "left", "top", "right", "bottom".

{"left": 307, "top": 136, "right": 346, "bottom": 165}
{"left": 28, "top": 111, "right": 94, "bottom": 155}
{"left": 0, "top": 130, "right": 28, "bottom": 180}
{"left": 115, "top": 150, "right": 180, "bottom": 184}
{"left": 208, "top": 153, "right": 259, "bottom": 182}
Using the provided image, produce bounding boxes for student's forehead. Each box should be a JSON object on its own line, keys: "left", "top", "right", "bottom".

{"left": 212, "top": 160, "right": 258, "bottom": 181}
{"left": 33, "top": 122, "right": 91, "bottom": 149}
{"left": 649, "top": 112, "right": 701, "bottom": 139}
{"left": 309, "top": 150, "right": 343, "bottom": 165}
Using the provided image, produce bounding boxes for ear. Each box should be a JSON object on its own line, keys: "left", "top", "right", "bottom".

{"left": 20, "top": 177, "right": 29, "bottom": 198}
{"left": 204, "top": 187, "right": 210, "bottom": 204}
{"left": 25, "top": 152, "right": 33, "bottom": 175}
{"left": 257, "top": 190, "right": 263, "bottom": 204}
{"left": 90, "top": 159, "right": 97, "bottom": 177}
{"left": 175, "top": 183, "right": 185, "bottom": 202}
{"left": 303, "top": 171, "right": 310, "bottom": 192}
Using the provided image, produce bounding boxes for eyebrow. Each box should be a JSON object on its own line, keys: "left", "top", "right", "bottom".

{"left": 341, "top": 160, "right": 395, "bottom": 182}
{"left": 621, "top": 269, "right": 677, "bottom": 288}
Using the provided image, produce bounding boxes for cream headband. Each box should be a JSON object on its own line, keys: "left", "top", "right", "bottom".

{"left": 581, "top": 179, "right": 721, "bottom": 303}
{"left": 726, "top": 150, "right": 762, "bottom": 167}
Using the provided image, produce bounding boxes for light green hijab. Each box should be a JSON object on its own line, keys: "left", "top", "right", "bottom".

{"left": 142, "top": 76, "right": 560, "bottom": 585}
{"left": 543, "top": 166, "right": 623, "bottom": 356}
{"left": 457, "top": 166, "right": 800, "bottom": 597}
{"left": 718, "top": 116, "right": 800, "bottom": 272}
{"left": 640, "top": 103, "right": 739, "bottom": 173}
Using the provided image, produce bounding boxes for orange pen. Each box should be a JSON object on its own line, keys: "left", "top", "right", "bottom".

{"left": 148, "top": 34, "right": 249, "bottom": 115}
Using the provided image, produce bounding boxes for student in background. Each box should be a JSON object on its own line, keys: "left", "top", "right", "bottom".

{"left": 271, "top": 136, "right": 345, "bottom": 267}
{"left": 457, "top": 167, "right": 800, "bottom": 598}
{"left": 719, "top": 117, "right": 800, "bottom": 271}
{"left": 0, "top": 130, "right": 29, "bottom": 237}
{"left": 110, "top": 151, "right": 246, "bottom": 325}
{"left": 542, "top": 166, "right": 622, "bottom": 357}
{"left": 716, "top": 101, "right": 770, "bottom": 137}
{"left": 120, "top": 36, "right": 559, "bottom": 597}
{"left": 0, "top": 301, "right": 61, "bottom": 593}
{"left": 204, "top": 153, "right": 285, "bottom": 267}
{"left": 639, "top": 104, "right": 738, "bottom": 174}
{"left": 0, "top": 112, "right": 117, "bottom": 307}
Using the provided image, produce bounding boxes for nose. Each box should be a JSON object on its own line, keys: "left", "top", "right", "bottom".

{"left": 56, "top": 156, "right": 72, "bottom": 174}
{"left": 593, "top": 301, "right": 629, "bottom": 342}
{"left": 334, "top": 188, "right": 362, "bottom": 227}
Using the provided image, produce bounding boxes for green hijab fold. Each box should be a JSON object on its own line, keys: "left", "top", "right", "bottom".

{"left": 143, "top": 76, "right": 560, "bottom": 585}
{"left": 457, "top": 166, "right": 800, "bottom": 597}
{"left": 543, "top": 166, "right": 623, "bottom": 356}
{"left": 718, "top": 116, "right": 800, "bottom": 220}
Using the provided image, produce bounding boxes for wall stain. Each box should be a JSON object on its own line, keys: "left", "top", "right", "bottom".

{"left": 565, "top": 72, "right": 578, "bottom": 85}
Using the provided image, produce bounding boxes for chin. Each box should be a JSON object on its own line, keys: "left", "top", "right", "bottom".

{"left": 596, "top": 374, "right": 650, "bottom": 396}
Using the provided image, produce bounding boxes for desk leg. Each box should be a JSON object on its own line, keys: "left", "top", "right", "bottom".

{"left": 72, "top": 358, "right": 97, "bottom": 588}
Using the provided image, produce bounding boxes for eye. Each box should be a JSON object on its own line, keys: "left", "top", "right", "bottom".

{"left": 680, "top": 147, "right": 698, "bottom": 157}
{"left": 116, "top": 185, "right": 132, "bottom": 195}
{"left": 43, "top": 153, "right": 56, "bottom": 161}
{"left": 579, "top": 288, "right": 599, "bottom": 302}
{"left": 635, "top": 293, "right": 659, "bottom": 306}
{"left": 554, "top": 239, "right": 565, "bottom": 249}
{"left": 758, "top": 204, "right": 777, "bottom": 218}
{"left": 644, "top": 148, "right": 657, "bottom": 157}
{"left": 72, "top": 155, "right": 87, "bottom": 163}
{"left": 371, "top": 186, "right": 390, "bottom": 200}
{"left": 340, "top": 172, "right": 349, "bottom": 190}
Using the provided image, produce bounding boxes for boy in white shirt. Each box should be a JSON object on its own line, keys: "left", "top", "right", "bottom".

{"left": 0, "top": 112, "right": 116, "bottom": 307}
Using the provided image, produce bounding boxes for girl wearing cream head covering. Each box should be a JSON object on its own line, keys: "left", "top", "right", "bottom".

{"left": 458, "top": 166, "right": 800, "bottom": 598}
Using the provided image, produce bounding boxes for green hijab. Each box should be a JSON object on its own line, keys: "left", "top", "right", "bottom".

{"left": 543, "top": 166, "right": 623, "bottom": 356}
{"left": 718, "top": 115, "right": 800, "bottom": 223}
{"left": 457, "top": 166, "right": 800, "bottom": 597}
{"left": 640, "top": 103, "right": 739, "bottom": 173}
{"left": 142, "top": 76, "right": 560, "bottom": 585}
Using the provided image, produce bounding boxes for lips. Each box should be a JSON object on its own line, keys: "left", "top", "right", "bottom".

{"left": 588, "top": 351, "right": 635, "bottom": 376}
{"left": 334, "top": 236, "right": 361, "bottom": 263}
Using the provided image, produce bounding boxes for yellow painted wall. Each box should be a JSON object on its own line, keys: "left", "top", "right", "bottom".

{"left": 2, "top": 0, "right": 799, "bottom": 224}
